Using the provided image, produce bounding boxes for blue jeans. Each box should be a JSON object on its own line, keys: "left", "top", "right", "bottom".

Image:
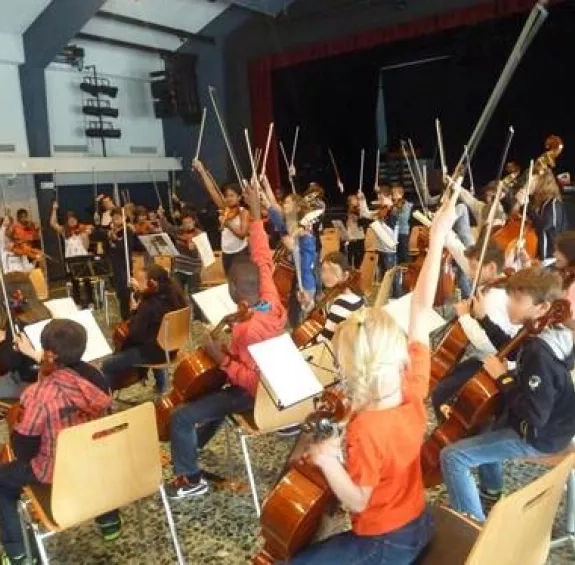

{"left": 286, "top": 507, "right": 434, "bottom": 565}
{"left": 453, "top": 203, "right": 474, "bottom": 248}
{"left": 170, "top": 386, "right": 254, "bottom": 478}
{"left": 101, "top": 347, "right": 166, "bottom": 391}
{"left": 440, "top": 427, "right": 543, "bottom": 522}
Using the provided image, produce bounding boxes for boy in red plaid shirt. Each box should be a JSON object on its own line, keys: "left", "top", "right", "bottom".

{"left": 0, "top": 320, "right": 114, "bottom": 565}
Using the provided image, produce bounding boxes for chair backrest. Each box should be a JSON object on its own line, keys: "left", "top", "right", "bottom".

{"left": 153, "top": 255, "right": 173, "bottom": 272}
{"left": 157, "top": 306, "right": 191, "bottom": 353}
{"left": 29, "top": 268, "right": 48, "bottom": 300}
{"left": 374, "top": 265, "right": 402, "bottom": 308}
{"left": 201, "top": 251, "right": 226, "bottom": 287}
{"left": 466, "top": 453, "right": 575, "bottom": 565}
{"left": 51, "top": 402, "right": 161, "bottom": 529}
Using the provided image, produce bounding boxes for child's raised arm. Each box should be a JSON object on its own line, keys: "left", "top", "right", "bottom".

{"left": 409, "top": 188, "right": 459, "bottom": 346}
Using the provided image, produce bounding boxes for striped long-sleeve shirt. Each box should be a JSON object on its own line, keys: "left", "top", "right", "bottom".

{"left": 318, "top": 291, "right": 365, "bottom": 342}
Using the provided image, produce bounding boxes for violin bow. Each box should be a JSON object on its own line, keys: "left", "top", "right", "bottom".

{"left": 121, "top": 199, "right": 131, "bottom": 288}
{"left": 194, "top": 107, "right": 207, "bottom": 161}
{"left": 149, "top": 164, "right": 163, "bottom": 210}
{"left": 327, "top": 148, "right": 344, "bottom": 194}
{"left": 517, "top": 159, "right": 534, "bottom": 258}
{"left": 290, "top": 125, "right": 300, "bottom": 171}
{"left": 463, "top": 145, "right": 475, "bottom": 196}
{"left": 408, "top": 139, "right": 425, "bottom": 191}
{"left": 244, "top": 128, "right": 258, "bottom": 182}
{"left": 374, "top": 148, "right": 381, "bottom": 192}
{"left": 259, "top": 122, "right": 274, "bottom": 180}
{"left": 53, "top": 170, "right": 65, "bottom": 267}
{"left": 279, "top": 141, "right": 296, "bottom": 194}
{"left": 400, "top": 140, "right": 428, "bottom": 216}
{"left": 358, "top": 149, "right": 365, "bottom": 195}
{"left": 208, "top": 86, "right": 244, "bottom": 188}
{"left": 452, "top": 1, "right": 547, "bottom": 181}
{"left": 435, "top": 118, "right": 448, "bottom": 181}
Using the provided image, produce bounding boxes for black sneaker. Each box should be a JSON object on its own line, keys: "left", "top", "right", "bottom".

{"left": 479, "top": 487, "right": 504, "bottom": 503}
{"left": 276, "top": 425, "right": 301, "bottom": 437}
{"left": 1, "top": 555, "right": 37, "bottom": 565}
{"left": 166, "top": 475, "right": 209, "bottom": 499}
{"left": 97, "top": 516, "right": 123, "bottom": 542}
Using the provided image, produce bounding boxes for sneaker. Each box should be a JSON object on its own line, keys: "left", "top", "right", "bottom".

{"left": 166, "top": 475, "right": 209, "bottom": 499}
{"left": 276, "top": 425, "right": 301, "bottom": 437}
{"left": 1, "top": 555, "right": 37, "bottom": 565}
{"left": 97, "top": 517, "right": 123, "bottom": 542}
{"left": 479, "top": 487, "right": 504, "bottom": 503}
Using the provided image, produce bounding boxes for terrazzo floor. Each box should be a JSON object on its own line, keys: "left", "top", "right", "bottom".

{"left": 1, "top": 289, "right": 574, "bottom": 564}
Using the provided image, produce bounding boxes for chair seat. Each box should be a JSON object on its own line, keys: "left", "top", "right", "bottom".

{"left": 230, "top": 412, "right": 259, "bottom": 434}
{"left": 520, "top": 442, "right": 575, "bottom": 467}
{"left": 24, "top": 483, "right": 60, "bottom": 532}
{"left": 415, "top": 506, "right": 481, "bottom": 565}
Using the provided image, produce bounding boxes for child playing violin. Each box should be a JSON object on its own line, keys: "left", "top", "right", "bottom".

{"left": 286, "top": 193, "right": 461, "bottom": 564}
{"left": 49, "top": 201, "right": 95, "bottom": 308}
{"left": 441, "top": 267, "right": 575, "bottom": 521}
{"left": 101, "top": 264, "right": 187, "bottom": 393}
{"left": 166, "top": 181, "right": 286, "bottom": 499}
{"left": 192, "top": 159, "right": 250, "bottom": 274}
{"left": 342, "top": 194, "right": 371, "bottom": 269}
{"left": 389, "top": 184, "right": 413, "bottom": 265}
{"left": 0, "top": 319, "right": 118, "bottom": 564}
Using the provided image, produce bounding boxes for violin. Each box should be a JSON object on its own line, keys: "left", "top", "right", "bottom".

{"left": 253, "top": 389, "right": 350, "bottom": 564}
{"left": 534, "top": 134, "right": 564, "bottom": 176}
{"left": 176, "top": 228, "right": 199, "bottom": 247}
{"left": 154, "top": 302, "right": 253, "bottom": 441}
{"left": 429, "top": 270, "right": 513, "bottom": 393}
{"left": 422, "top": 298, "right": 571, "bottom": 487}
{"left": 66, "top": 224, "right": 91, "bottom": 237}
{"left": 11, "top": 242, "right": 44, "bottom": 261}
{"left": 220, "top": 206, "right": 241, "bottom": 230}
{"left": 133, "top": 220, "right": 161, "bottom": 236}
{"left": 292, "top": 270, "right": 361, "bottom": 349}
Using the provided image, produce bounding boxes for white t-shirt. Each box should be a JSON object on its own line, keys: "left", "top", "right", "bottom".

{"left": 64, "top": 234, "right": 89, "bottom": 258}
{"left": 221, "top": 212, "right": 248, "bottom": 255}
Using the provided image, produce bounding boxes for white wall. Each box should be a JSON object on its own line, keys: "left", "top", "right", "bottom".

{"left": 45, "top": 40, "right": 166, "bottom": 185}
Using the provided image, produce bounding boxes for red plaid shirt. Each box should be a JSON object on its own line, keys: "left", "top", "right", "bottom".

{"left": 15, "top": 367, "right": 112, "bottom": 483}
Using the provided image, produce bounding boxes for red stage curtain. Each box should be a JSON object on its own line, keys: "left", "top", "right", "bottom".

{"left": 249, "top": 0, "right": 562, "bottom": 189}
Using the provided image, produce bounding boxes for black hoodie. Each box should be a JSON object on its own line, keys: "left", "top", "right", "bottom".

{"left": 480, "top": 316, "right": 575, "bottom": 453}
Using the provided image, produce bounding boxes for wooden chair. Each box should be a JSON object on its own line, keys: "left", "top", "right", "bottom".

{"left": 320, "top": 228, "right": 340, "bottom": 259}
{"left": 133, "top": 306, "right": 191, "bottom": 372}
{"left": 416, "top": 453, "right": 575, "bottom": 565}
{"left": 153, "top": 255, "right": 173, "bottom": 272}
{"left": 18, "top": 403, "right": 185, "bottom": 564}
{"left": 224, "top": 342, "right": 338, "bottom": 516}
{"left": 200, "top": 251, "right": 226, "bottom": 288}
{"left": 29, "top": 268, "right": 49, "bottom": 301}
{"left": 374, "top": 265, "right": 403, "bottom": 307}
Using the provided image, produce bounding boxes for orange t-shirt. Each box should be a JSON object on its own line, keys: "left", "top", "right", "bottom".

{"left": 345, "top": 341, "right": 430, "bottom": 536}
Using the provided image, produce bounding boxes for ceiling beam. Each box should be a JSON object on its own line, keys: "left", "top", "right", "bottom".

{"left": 95, "top": 10, "right": 215, "bottom": 45}
{"left": 76, "top": 32, "right": 175, "bottom": 56}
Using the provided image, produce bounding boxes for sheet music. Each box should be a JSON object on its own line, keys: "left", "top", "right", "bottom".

{"left": 192, "top": 232, "right": 215, "bottom": 268}
{"left": 248, "top": 333, "right": 323, "bottom": 409}
{"left": 24, "top": 310, "right": 112, "bottom": 362}
{"left": 332, "top": 220, "right": 349, "bottom": 241}
{"left": 138, "top": 233, "right": 178, "bottom": 257}
{"left": 382, "top": 292, "right": 446, "bottom": 335}
{"left": 192, "top": 283, "right": 237, "bottom": 326}
{"left": 43, "top": 298, "right": 79, "bottom": 318}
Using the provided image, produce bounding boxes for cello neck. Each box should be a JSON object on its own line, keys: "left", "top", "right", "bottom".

{"left": 496, "top": 326, "right": 529, "bottom": 361}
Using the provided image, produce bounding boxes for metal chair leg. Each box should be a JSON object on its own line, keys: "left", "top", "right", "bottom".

{"left": 34, "top": 529, "right": 50, "bottom": 565}
{"left": 159, "top": 484, "right": 186, "bottom": 565}
{"left": 239, "top": 434, "right": 260, "bottom": 517}
{"left": 17, "top": 503, "right": 33, "bottom": 564}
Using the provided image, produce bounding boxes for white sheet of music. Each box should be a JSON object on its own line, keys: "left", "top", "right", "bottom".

{"left": 138, "top": 233, "right": 178, "bottom": 257}
{"left": 192, "top": 232, "right": 216, "bottom": 268}
{"left": 43, "top": 298, "right": 79, "bottom": 318}
{"left": 382, "top": 292, "right": 446, "bottom": 335}
{"left": 248, "top": 333, "right": 323, "bottom": 409}
{"left": 24, "top": 310, "right": 112, "bottom": 362}
{"left": 192, "top": 283, "right": 237, "bottom": 326}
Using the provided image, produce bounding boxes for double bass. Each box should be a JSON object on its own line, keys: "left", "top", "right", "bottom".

{"left": 421, "top": 298, "right": 571, "bottom": 487}
{"left": 253, "top": 389, "right": 350, "bottom": 564}
{"left": 155, "top": 303, "right": 252, "bottom": 441}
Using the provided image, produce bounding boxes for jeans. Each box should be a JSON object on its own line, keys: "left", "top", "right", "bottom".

{"left": 431, "top": 358, "right": 482, "bottom": 421}
{"left": 397, "top": 233, "right": 410, "bottom": 265}
{"left": 170, "top": 386, "right": 254, "bottom": 478}
{"left": 222, "top": 247, "right": 249, "bottom": 275}
{"left": 376, "top": 251, "right": 397, "bottom": 282}
{"left": 440, "top": 427, "right": 543, "bottom": 522}
{"left": 286, "top": 507, "right": 434, "bottom": 565}
{"left": 101, "top": 346, "right": 166, "bottom": 391}
{"left": 346, "top": 240, "right": 365, "bottom": 269}
{"left": 453, "top": 203, "right": 474, "bottom": 248}
{"left": 174, "top": 271, "right": 202, "bottom": 320}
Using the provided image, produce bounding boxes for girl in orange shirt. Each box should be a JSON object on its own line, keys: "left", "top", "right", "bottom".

{"left": 287, "top": 192, "right": 460, "bottom": 565}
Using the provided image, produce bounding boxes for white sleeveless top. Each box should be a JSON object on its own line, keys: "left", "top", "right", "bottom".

{"left": 65, "top": 234, "right": 89, "bottom": 258}
{"left": 221, "top": 211, "right": 248, "bottom": 254}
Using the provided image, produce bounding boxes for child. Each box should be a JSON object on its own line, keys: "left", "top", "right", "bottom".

{"left": 49, "top": 201, "right": 95, "bottom": 307}
{"left": 317, "top": 252, "right": 364, "bottom": 342}
{"left": 390, "top": 184, "right": 413, "bottom": 264}
{"left": 343, "top": 194, "right": 371, "bottom": 269}
{"left": 192, "top": 159, "right": 250, "bottom": 274}
{"left": 440, "top": 267, "right": 575, "bottom": 521}
{"left": 431, "top": 240, "right": 520, "bottom": 418}
{"left": 166, "top": 182, "right": 286, "bottom": 499}
{"left": 554, "top": 231, "right": 575, "bottom": 327}
{"left": 0, "top": 320, "right": 117, "bottom": 564}
{"left": 102, "top": 264, "right": 187, "bottom": 393}
{"left": 286, "top": 193, "right": 460, "bottom": 564}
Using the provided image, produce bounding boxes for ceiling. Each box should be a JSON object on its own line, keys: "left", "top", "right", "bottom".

{"left": 0, "top": 0, "right": 51, "bottom": 34}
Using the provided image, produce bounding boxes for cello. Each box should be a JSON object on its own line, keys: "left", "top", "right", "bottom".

{"left": 291, "top": 270, "right": 361, "bottom": 349}
{"left": 154, "top": 302, "right": 252, "bottom": 441}
{"left": 253, "top": 389, "right": 350, "bottom": 564}
{"left": 421, "top": 298, "right": 571, "bottom": 487}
